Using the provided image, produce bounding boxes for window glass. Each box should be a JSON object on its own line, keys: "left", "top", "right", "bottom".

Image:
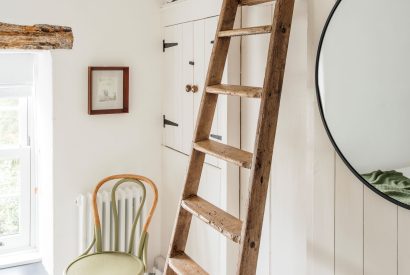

{"left": 0, "top": 95, "right": 29, "bottom": 251}
{"left": 0, "top": 98, "right": 20, "bottom": 146}
{"left": 0, "top": 98, "right": 18, "bottom": 107}
{"left": 0, "top": 53, "right": 38, "bottom": 255}
{"left": 0, "top": 159, "right": 21, "bottom": 237}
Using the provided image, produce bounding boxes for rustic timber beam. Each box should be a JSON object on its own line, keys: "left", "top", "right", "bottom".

{"left": 0, "top": 22, "right": 73, "bottom": 50}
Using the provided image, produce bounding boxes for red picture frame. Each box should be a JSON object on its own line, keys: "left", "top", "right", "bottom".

{"left": 88, "top": 66, "right": 129, "bottom": 115}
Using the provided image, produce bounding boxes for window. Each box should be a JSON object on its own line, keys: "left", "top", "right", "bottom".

{"left": 0, "top": 54, "right": 35, "bottom": 254}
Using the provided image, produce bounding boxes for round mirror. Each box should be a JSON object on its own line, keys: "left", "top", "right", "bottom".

{"left": 316, "top": 0, "right": 410, "bottom": 208}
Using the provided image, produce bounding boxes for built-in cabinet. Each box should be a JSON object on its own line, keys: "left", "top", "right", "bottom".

{"left": 162, "top": 17, "right": 220, "bottom": 159}
{"left": 160, "top": 2, "right": 240, "bottom": 274}
{"left": 162, "top": 16, "right": 239, "bottom": 167}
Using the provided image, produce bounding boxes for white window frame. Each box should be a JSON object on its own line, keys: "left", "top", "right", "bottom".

{"left": 0, "top": 87, "right": 35, "bottom": 254}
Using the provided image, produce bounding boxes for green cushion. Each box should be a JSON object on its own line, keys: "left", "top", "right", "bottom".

{"left": 65, "top": 252, "right": 144, "bottom": 275}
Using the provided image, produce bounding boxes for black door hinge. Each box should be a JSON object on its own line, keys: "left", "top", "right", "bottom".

{"left": 163, "top": 115, "right": 179, "bottom": 128}
{"left": 163, "top": 40, "right": 178, "bottom": 52}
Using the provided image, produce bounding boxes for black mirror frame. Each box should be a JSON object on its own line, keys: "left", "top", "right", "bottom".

{"left": 315, "top": 0, "right": 410, "bottom": 210}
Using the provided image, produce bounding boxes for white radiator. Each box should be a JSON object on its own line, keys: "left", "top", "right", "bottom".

{"left": 76, "top": 187, "right": 144, "bottom": 255}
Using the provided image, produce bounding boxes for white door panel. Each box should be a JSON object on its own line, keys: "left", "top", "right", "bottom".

{"left": 204, "top": 17, "right": 221, "bottom": 145}
{"left": 198, "top": 16, "right": 221, "bottom": 167}
{"left": 163, "top": 25, "right": 183, "bottom": 152}
{"left": 181, "top": 23, "right": 194, "bottom": 155}
{"left": 193, "top": 20, "right": 205, "bottom": 125}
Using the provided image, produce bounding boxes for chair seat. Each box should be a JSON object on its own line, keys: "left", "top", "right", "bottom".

{"left": 65, "top": 252, "right": 144, "bottom": 275}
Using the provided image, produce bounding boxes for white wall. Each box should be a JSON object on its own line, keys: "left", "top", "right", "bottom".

{"left": 309, "top": 1, "right": 410, "bottom": 275}
{"left": 0, "top": 1, "right": 162, "bottom": 274}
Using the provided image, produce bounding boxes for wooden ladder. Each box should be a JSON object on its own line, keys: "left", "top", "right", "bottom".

{"left": 165, "top": 0, "right": 295, "bottom": 274}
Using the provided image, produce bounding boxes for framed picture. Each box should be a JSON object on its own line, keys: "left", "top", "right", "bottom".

{"left": 88, "top": 66, "right": 129, "bottom": 115}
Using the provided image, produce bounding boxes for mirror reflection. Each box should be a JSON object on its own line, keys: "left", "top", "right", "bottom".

{"left": 317, "top": 0, "right": 410, "bottom": 206}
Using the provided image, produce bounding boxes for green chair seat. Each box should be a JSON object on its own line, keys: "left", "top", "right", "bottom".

{"left": 65, "top": 252, "right": 144, "bottom": 275}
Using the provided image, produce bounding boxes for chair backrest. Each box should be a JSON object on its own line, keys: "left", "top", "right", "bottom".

{"left": 85, "top": 174, "right": 158, "bottom": 266}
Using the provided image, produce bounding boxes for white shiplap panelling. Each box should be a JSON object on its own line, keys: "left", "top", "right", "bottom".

{"left": 269, "top": 0, "right": 310, "bottom": 274}
{"left": 309, "top": 1, "right": 410, "bottom": 275}
{"left": 335, "top": 157, "right": 363, "bottom": 275}
{"left": 241, "top": 1, "right": 310, "bottom": 274}
{"left": 310, "top": 100, "right": 335, "bottom": 275}
{"left": 240, "top": 3, "right": 271, "bottom": 275}
{"left": 398, "top": 207, "right": 410, "bottom": 275}
{"left": 363, "top": 190, "right": 397, "bottom": 275}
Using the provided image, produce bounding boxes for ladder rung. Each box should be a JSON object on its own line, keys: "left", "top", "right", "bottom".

{"left": 168, "top": 252, "right": 208, "bottom": 275}
{"left": 182, "top": 196, "right": 242, "bottom": 243}
{"left": 240, "top": 0, "right": 274, "bottom": 6}
{"left": 218, "top": 25, "right": 272, "bottom": 38}
{"left": 194, "top": 139, "right": 253, "bottom": 169}
{"left": 206, "top": 84, "right": 262, "bottom": 98}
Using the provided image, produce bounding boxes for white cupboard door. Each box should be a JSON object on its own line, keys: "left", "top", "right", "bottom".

{"left": 181, "top": 22, "right": 194, "bottom": 155}
{"left": 193, "top": 19, "right": 205, "bottom": 127}
{"left": 194, "top": 16, "right": 220, "bottom": 167}
{"left": 204, "top": 17, "right": 221, "bottom": 147}
{"left": 186, "top": 164, "right": 224, "bottom": 274}
{"left": 163, "top": 24, "right": 183, "bottom": 152}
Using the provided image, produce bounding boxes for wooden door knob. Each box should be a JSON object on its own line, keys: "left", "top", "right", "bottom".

{"left": 192, "top": 85, "right": 199, "bottom": 93}
{"left": 185, "top": 84, "right": 192, "bottom": 93}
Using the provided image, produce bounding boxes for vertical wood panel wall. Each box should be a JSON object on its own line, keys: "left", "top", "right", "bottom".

{"left": 240, "top": 0, "right": 410, "bottom": 274}
{"left": 335, "top": 158, "right": 363, "bottom": 275}
{"left": 241, "top": 0, "right": 310, "bottom": 274}
{"left": 308, "top": 1, "right": 410, "bottom": 275}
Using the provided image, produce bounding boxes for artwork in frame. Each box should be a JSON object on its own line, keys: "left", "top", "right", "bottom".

{"left": 88, "top": 67, "right": 129, "bottom": 115}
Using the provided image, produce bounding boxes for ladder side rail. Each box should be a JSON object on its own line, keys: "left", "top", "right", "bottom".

{"left": 236, "top": 0, "right": 295, "bottom": 274}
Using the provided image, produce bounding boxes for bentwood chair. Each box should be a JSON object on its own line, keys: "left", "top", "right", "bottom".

{"left": 65, "top": 174, "right": 158, "bottom": 275}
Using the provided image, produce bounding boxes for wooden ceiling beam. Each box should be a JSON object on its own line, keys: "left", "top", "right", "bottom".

{"left": 0, "top": 22, "right": 73, "bottom": 50}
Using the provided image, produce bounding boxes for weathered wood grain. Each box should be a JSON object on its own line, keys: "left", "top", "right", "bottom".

{"left": 241, "top": 0, "right": 274, "bottom": 6}
{"left": 194, "top": 139, "right": 253, "bottom": 169}
{"left": 206, "top": 84, "right": 263, "bottom": 98}
{"left": 181, "top": 195, "right": 243, "bottom": 243}
{"left": 218, "top": 25, "right": 272, "bottom": 37}
{"left": 0, "top": 22, "right": 73, "bottom": 49}
{"left": 168, "top": 252, "right": 208, "bottom": 275}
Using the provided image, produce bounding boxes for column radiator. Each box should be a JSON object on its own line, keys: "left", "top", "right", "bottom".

{"left": 76, "top": 187, "right": 144, "bottom": 255}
